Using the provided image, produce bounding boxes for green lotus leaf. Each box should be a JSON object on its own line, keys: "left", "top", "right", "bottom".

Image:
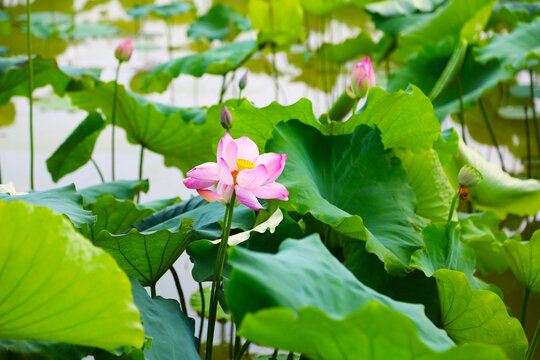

{"left": 459, "top": 211, "right": 510, "bottom": 275}
{"left": 78, "top": 179, "right": 149, "bottom": 205}
{"left": 0, "top": 10, "right": 9, "bottom": 36}
{"left": 475, "top": 18, "right": 540, "bottom": 70}
{"left": 138, "top": 197, "right": 181, "bottom": 211}
{"left": 190, "top": 285, "right": 229, "bottom": 322}
{"left": 0, "top": 184, "right": 94, "bottom": 228}
{"left": 187, "top": 4, "right": 251, "bottom": 42}
{"left": 94, "top": 218, "right": 193, "bottom": 287}
{"left": 503, "top": 230, "right": 540, "bottom": 292}
{"left": 392, "top": 0, "right": 494, "bottom": 62}
{"left": 67, "top": 23, "right": 120, "bottom": 40}
{"left": 0, "top": 101, "right": 15, "bottom": 127}
{"left": 130, "top": 278, "right": 199, "bottom": 360}
{"left": 239, "top": 303, "right": 508, "bottom": 360}
{"left": 68, "top": 82, "right": 221, "bottom": 171}
{"left": 0, "top": 201, "right": 144, "bottom": 349}
{"left": 227, "top": 235, "right": 454, "bottom": 351}
{"left": 126, "top": 3, "right": 194, "bottom": 19}
{"left": 139, "top": 40, "right": 258, "bottom": 93}
{"left": 266, "top": 120, "right": 423, "bottom": 274}
{"left": 310, "top": 31, "right": 375, "bottom": 65}
{"left": 46, "top": 112, "right": 106, "bottom": 182}
{"left": 248, "top": 0, "right": 305, "bottom": 49}
{"left": 489, "top": 2, "right": 540, "bottom": 28}
{"left": 434, "top": 269, "right": 528, "bottom": 359}
{"left": 298, "top": 0, "right": 347, "bottom": 15}
{"left": 366, "top": 0, "right": 445, "bottom": 17}
{"left": 0, "top": 56, "right": 99, "bottom": 106}
{"left": 0, "top": 340, "right": 91, "bottom": 360}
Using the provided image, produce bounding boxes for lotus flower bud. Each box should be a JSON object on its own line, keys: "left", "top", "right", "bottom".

{"left": 220, "top": 106, "right": 233, "bottom": 130}
{"left": 115, "top": 38, "right": 133, "bottom": 63}
{"left": 239, "top": 71, "right": 248, "bottom": 90}
{"left": 458, "top": 165, "right": 483, "bottom": 187}
{"left": 350, "top": 57, "right": 375, "bottom": 99}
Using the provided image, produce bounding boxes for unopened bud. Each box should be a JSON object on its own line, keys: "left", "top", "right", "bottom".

{"left": 458, "top": 165, "right": 482, "bottom": 187}
{"left": 115, "top": 38, "right": 133, "bottom": 63}
{"left": 239, "top": 71, "right": 248, "bottom": 90}
{"left": 220, "top": 106, "right": 233, "bottom": 130}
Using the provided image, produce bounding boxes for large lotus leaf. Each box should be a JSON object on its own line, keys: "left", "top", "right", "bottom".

{"left": 139, "top": 197, "right": 181, "bottom": 211}
{"left": 78, "top": 179, "right": 149, "bottom": 205}
{"left": 126, "top": 3, "right": 194, "bottom": 19}
{"left": 84, "top": 195, "right": 155, "bottom": 241}
{"left": 366, "top": 0, "right": 446, "bottom": 17}
{"left": 67, "top": 23, "right": 119, "bottom": 40}
{"left": 434, "top": 269, "right": 528, "bottom": 360}
{"left": 298, "top": 0, "right": 347, "bottom": 15}
{"left": 130, "top": 278, "right": 199, "bottom": 360}
{"left": 266, "top": 120, "right": 423, "bottom": 274}
{"left": 239, "top": 303, "right": 507, "bottom": 360}
{"left": 0, "top": 56, "right": 99, "bottom": 106}
{"left": 339, "top": 86, "right": 441, "bottom": 152}
{"left": 248, "top": 0, "right": 305, "bottom": 49}
{"left": 94, "top": 218, "right": 193, "bottom": 287}
{"left": 476, "top": 18, "right": 540, "bottom": 70}
{"left": 69, "top": 82, "right": 221, "bottom": 171}
{"left": 187, "top": 4, "right": 251, "bottom": 42}
{"left": 0, "top": 184, "right": 94, "bottom": 228}
{"left": 135, "top": 196, "right": 255, "bottom": 240}
{"left": 444, "top": 139, "right": 540, "bottom": 218}
{"left": 490, "top": 2, "right": 540, "bottom": 28}
{"left": 139, "top": 40, "right": 257, "bottom": 93}
{"left": 0, "top": 201, "right": 144, "bottom": 349}
{"left": 311, "top": 32, "right": 375, "bottom": 65}
{"left": 190, "top": 285, "right": 230, "bottom": 321}
{"left": 46, "top": 112, "right": 105, "bottom": 182}
{"left": 395, "top": 149, "right": 454, "bottom": 222}
{"left": 227, "top": 235, "right": 455, "bottom": 351}
{"left": 503, "top": 231, "right": 540, "bottom": 292}
{"left": 0, "top": 340, "right": 91, "bottom": 360}
{"left": 459, "top": 212, "right": 510, "bottom": 275}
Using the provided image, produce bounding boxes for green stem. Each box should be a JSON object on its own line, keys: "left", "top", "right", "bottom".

{"left": 328, "top": 90, "right": 355, "bottom": 122}
{"left": 287, "top": 352, "right": 294, "bottom": 360}
{"left": 238, "top": 89, "right": 242, "bottom": 101}
{"left": 234, "top": 333, "right": 241, "bottom": 357}
{"left": 170, "top": 266, "right": 187, "bottom": 316}
{"left": 138, "top": 145, "right": 144, "bottom": 180}
{"left": 111, "top": 62, "right": 121, "bottom": 181}
{"left": 272, "top": 349, "right": 278, "bottom": 359}
{"left": 197, "top": 282, "right": 204, "bottom": 353}
{"left": 229, "top": 320, "right": 234, "bottom": 360}
{"left": 525, "top": 106, "right": 532, "bottom": 178}
{"left": 206, "top": 192, "right": 236, "bottom": 360}
{"left": 219, "top": 74, "right": 227, "bottom": 104}
{"left": 26, "top": 0, "right": 34, "bottom": 190}
{"left": 90, "top": 158, "right": 105, "bottom": 184}
{"left": 456, "top": 78, "right": 467, "bottom": 145}
{"left": 522, "top": 288, "right": 530, "bottom": 327}
{"left": 478, "top": 98, "right": 505, "bottom": 171}
{"left": 234, "top": 340, "right": 251, "bottom": 360}
{"left": 529, "top": 69, "right": 540, "bottom": 158}
{"left": 271, "top": 44, "right": 279, "bottom": 102}
{"left": 447, "top": 190, "right": 460, "bottom": 224}
{"left": 527, "top": 320, "right": 540, "bottom": 360}
{"left": 150, "top": 285, "right": 156, "bottom": 298}
{"left": 353, "top": 99, "right": 359, "bottom": 115}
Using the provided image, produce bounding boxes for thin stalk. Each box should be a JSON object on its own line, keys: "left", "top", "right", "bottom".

{"left": 229, "top": 320, "right": 234, "bottom": 360}
{"left": 287, "top": 352, "right": 294, "bottom": 360}
{"left": 170, "top": 266, "right": 187, "bottom": 316}
{"left": 206, "top": 192, "right": 236, "bottom": 360}
{"left": 447, "top": 190, "right": 460, "bottom": 224}
{"left": 272, "top": 349, "right": 278, "bottom": 359}
{"left": 219, "top": 74, "right": 227, "bottom": 103}
{"left": 238, "top": 89, "right": 242, "bottom": 101}
{"left": 525, "top": 106, "right": 532, "bottom": 178}
{"left": 522, "top": 288, "right": 530, "bottom": 327}
{"left": 456, "top": 78, "right": 467, "bottom": 145}
{"left": 197, "top": 282, "right": 205, "bottom": 353}
{"left": 529, "top": 69, "right": 540, "bottom": 158}
{"left": 527, "top": 320, "right": 540, "bottom": 360}
{"left": 138, "top": 145, "right": 144, "bottom": 180}
{"left": 352, "top": 99, "right": 359, "bottom": 115}
{"left": 478, "top": 98, "right": 505, "bottom": 171}
{"left": 90, "top": 158, "right": 105, "bottom": 183}
{"left": 111, "top": 62, "right": 121, "bottom": 181}
{"left": 234, "top": 333, "right": 241, "bottom": 357}
{"left": 234, "top": 340, "right": 251, "bottom": 360}
{"left": 271, "top": 44, "right": 279, "bottom": 102}
{"left": 167, "top": 22, "right": 175, "bottom": 105}
{"left": 26, "top": 0, "right": 34, "bottom": 190}
{"left": 150, "top": 285, "right": 156, "bottom": 298}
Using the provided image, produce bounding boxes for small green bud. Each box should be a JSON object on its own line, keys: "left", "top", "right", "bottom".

{"left": 458, "top": 165, "right": 483, "bottom": 187}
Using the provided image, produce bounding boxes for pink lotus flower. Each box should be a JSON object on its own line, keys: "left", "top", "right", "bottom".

{"left": 349, "top": 57, "right": 375, "bottom": 99}
{"left": 115, "top": 38, "right": 133, "bottom": 62}
{"left": 183, "top": 132, "right": 289, "bottom": 210}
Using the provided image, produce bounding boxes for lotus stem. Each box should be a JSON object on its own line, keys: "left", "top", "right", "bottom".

{"left": 271, "top": 44, "right": 279, "bottom": 102}
{"left": 478, "top": 98, "right": 505, "bottom": 172}
{"left": 456, "top": 78, "right": 467, "bottom": 145}
{"left": 138, "top": 145, "right": 144, "bottom": 181}
{"left": 111, "top": 62, "right": 121, "bottom": 181}
{"left": 206, "top": 191, "right": 236, "bottom": 360}
{"left": 219, "top": 74, "right": 227, "bottom": 103}
{"left": 234, "top": 340, "right": 251, "bottom": 360}
{"left": 522, "top": 288, "right": 530, "bottom": 327}
{"left": 328, "top": 90, "right": 355, "bottom": 121}
{"left": 229, "top": 320, "right": 234, "bottom": 360}
{"left": 272, "top": 349, "right": 279, "bottom": 359}
{"left": 26, "top": 0, "right": 34, "bottom": 190}
{"left": 90, "top": 158, "right": 105, "bottom": 184}
{"left": 151, "top": 285, "right": 156, "bottom": 298}
{"left": 170, "top": 266, "right": 187, "bottom": 316}
{"left": 287, "top": 352, "right": 294, "bottom": 360}
{"left": 525, "top": 106, "right": 531, "bottom": 178}
{"left": 447, "top": 190, "right": 460, "bottom": 224}
{"left": 197, "top": 282, "right": 205, "bottom": 353}
{"left": 527, "top": 320, "right": 540, "bottom": 360}
{"left": 529, "top": 69, "right": 540, "bottom": 158}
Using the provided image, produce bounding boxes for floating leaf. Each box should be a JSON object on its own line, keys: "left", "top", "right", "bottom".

{"left": 266, "top": 120, "right": 423, "bottom": 274}
{"left": 46, "top": 112, "right": 106, "bottom": 182}
{"left": 313, "top": 32, "right": 375, "bottom": 65}
{"left": 126, "top": 3, "right": 194, "bottom": 19}
{"left": 130, "top": 278, "right": 199, "bottom": 360}
{"left": 503, "top": 231, "right": 540, "bottom": 292}
{"left": 434, "top": 269, "right": 528, "bottom": 360}
{"left": 0, "top": 201, "right": 144, "bottom": 349}
{"left": 187, "top": 4, "right": 251, "bottom": 42}
{"left": 139, "top": 40, "right": 258, "bottom": 93}
{"left": 78, "top": 179, "right": 149, "bottom": 205}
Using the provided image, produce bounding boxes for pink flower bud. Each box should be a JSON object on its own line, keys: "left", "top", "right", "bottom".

{"left": 221, "top": 106, "right": 233, "bottom": 130}
{"left": 239, "top": 71, "right": 248, "bottom": 90}
{"left": 350, "top": 57, "right": 375, "bottom": 99}
{"left": 115, "top": 38, "right": 133, "bottom": 62}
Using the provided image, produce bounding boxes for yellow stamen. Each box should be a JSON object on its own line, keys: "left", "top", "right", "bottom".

{"left": 236, "top": 159, "right": 255, "bottom": 172}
